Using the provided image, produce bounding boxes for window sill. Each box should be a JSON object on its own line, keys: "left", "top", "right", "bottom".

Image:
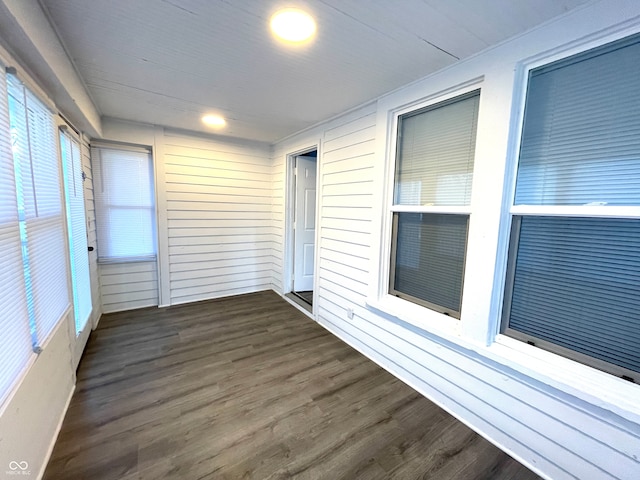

{"left": 485, "top": 335, "right": 640, "bottom": 424}
{"left": 366, "top": 294, "right": 461, "bottom": 340}
{"left": 367, "top": 295, "right": 640, "bottom": 425}
{"left": 97, "top": 255, "right": 157, "bottom": 265}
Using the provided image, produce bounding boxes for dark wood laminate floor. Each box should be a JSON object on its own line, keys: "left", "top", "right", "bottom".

{"left": 44, "top": 291, "right": 540, "bottom": 480}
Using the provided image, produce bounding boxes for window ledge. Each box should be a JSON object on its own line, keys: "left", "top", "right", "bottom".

{"left": 97, "top": 255, "right": 157, "bottom": 265}
{"left": 367, "top": 295, "right": 640, "bottom": 426}
{"left": 366, "top": 294, "right": 461, "bottom": 340}
{"left": 485, "top": 335, "right": 640, "bottom": 425}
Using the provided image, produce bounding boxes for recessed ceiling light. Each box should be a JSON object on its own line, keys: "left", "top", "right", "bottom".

{"left": 202, "top": 115, "right": 226, "bottom": 127}
{"left": 270, "top": 9, "right": 316, "bottom": 43}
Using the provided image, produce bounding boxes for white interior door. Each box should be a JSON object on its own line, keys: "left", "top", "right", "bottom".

{"left": 294, "top": 155, "right": 316, "bottom": 292}
{"left": 60, "top": 130, "right": 92, "bottom": 368}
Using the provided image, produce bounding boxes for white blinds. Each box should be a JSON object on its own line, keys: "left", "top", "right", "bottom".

{"left": 60, "top": 130, "right": 92, "bottom": 333}
{"left": 0, "top": 66, "right": 32, "bottom": 406}
{"left": 515, "top": 36, "right": 640, "bottom": 206}
{"left": 91, "top": 145, "right": 156, "bottom": 262}
{"left": 6, "top": 74, "right": 70, "bottom": 347}
{"left": 394, "top": 91, "right": 479, "bottom": 206}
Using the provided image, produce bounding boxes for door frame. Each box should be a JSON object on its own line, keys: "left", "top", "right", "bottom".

{"left": 58, "top": 121, "right": 93, "bottom": 369}
{"left": 284, "top": 143, "right": 321, "bottom": 318}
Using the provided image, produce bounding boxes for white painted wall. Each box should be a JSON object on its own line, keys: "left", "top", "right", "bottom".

{"left": 272, "top": 3, "right": 640, "bottom": 479}
{"left": 0, "top": 314, "right": 75, "bottom": 480}
{"left": 99, "top": 262, "right": 159, "bottom": 314}
{"left": 100, "top": 119, "right": 273, "bottom": 308}
{"left": 163, "top": 131, "right": 273, "bottom": 304}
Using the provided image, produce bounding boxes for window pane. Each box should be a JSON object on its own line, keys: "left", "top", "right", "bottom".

{"left": 0, "top": 66, "right": 32, "bottom": 407}
{"left": 391, "top": 213, "right": 468, "bottom": 316}
{"left": 7, "top": 74, "right": 70, "bottom": 346}
{"left": 515, "top": 34, "right": 640, "bottom": 206}
{"left": 92, "top": 146, "right": 156, "bottom": 261}
{"left": 394, "top": 91, "right": 479, "bottom": 206}
{"left": 506, "top": 216, "right": 640, "bottom": 375}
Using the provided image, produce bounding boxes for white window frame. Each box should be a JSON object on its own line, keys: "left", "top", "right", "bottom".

{"left": 368, "top": 79, "right": 483, "bottom": 338}
{"left": 486, "top": 27, "right": 640, "bottom": 411}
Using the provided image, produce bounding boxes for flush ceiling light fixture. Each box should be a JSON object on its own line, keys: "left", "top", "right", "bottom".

{"left": 202, "top": 114, "right": 226, "bottom": 128}
{"left": 270, "top": 8, "right": 316, "bottom": 43}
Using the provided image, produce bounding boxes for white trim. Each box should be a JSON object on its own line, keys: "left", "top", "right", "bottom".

{"left": 282, "top": 141, "right": 321, "bottom": 320}
{"left": 510, "top": 205, "right": 640, "bottom": 218}
{"left": 490, "top": 335, "right": 640, "bottom": 422}
{"left": 368, "top": 79, "right": 483, "bottom": 336}
{"left": 89, "top": 140, "right": 151, "bottom": 154}
{"left": 281, "top": 293, "right": 314, "bottom": 320}
{"left": 390, "top": 205, "right": 472, "bottom": 215}
{"left": 153, "top": 126, "right": 171, "bottom": 307}
{"left": 492, "top": 24, "right": 640, "bottom": 389}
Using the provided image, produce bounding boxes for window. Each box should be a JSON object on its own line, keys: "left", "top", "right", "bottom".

{"left": 389, "top": 91, "right": 480, "bottom": 318}
{"left": 60, "top": 129, "right": 92, "bottom": 333}
{"left": 1, "top": 69, "right": 70, "bottom": 405}
{"left": 91, "top": 144, "right": 156, "bottom": 263}
{"left": 502, "top": 33, "right": 640, "bottom": 380}
{"left": 7, "top": 73, "right": 70, "bottom": 344}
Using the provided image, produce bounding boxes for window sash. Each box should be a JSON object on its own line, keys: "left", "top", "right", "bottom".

{"left": 60, "top": 130, "right": 92, "bottom": 333}
{"left": 503, "top": 215, "right": 640, "bottom": 379}
{"left": 7, "top": 74, "right": 70, "bottom": 347}
{"left": 504, "top": 32, "right": 640, "bottom": 381}
{"left": 514, "top": 32, "right": 640, "bottom": 207}
{"left": 390, "top": 212, "right": 469, "bottom": 318}
{"left": 0, "top": 65, "right": 32, "bottom": 407}
{"left": 91, "top": 145, "right": 156, "bottom": 262}
{"left": 393, "top": 90, "right": 479, "bottom": 208}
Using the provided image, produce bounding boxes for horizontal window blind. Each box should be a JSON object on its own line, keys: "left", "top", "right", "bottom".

{"left": 505, "top": 33, "right": 640, "bottom": 379}
{"left": 391, "top": 212, "right": 468, "bottom": 316}
{"left": 91, "top": 145, "right": 156, "bottom": 262}
{"left": 507, "top": 216, "right": 640, "bottom": 374}
{"left": 0, "top": 65, "right": 32, "bottom": 406}
{"left": 60, "top": 131, "right": 92, "bottom": 333}
{"left": 7, "top": 74, "right": 70, "bottom": 347}
{"left": 394, "top": 91, "right": 479, "bottom": 206}
{"left": 515, "top": 34, "right": 640, "bottom": 206}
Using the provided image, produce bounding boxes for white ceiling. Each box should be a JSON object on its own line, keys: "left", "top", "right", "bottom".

{"left": 39, "top": 0, "right": 591, "bottom": 143}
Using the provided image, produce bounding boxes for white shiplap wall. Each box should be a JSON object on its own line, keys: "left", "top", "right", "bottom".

{"left": 271, "top": 6, "right": 640, "bottom": 477}
{"left": 99, "top": 261, "right": 158, "bottom": 313}
{"left": 163, "top": 131, "right": 273, "bottom": 305}
{"left": 274, "top": 103, "right": 640, "bottom": 480}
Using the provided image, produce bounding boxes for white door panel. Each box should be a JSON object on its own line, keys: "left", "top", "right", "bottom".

{"left": 294, "top": 155, "right": 316, "bottom": 292}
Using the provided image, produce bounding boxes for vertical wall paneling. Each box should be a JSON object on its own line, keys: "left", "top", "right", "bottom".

{"left": 163, "top": 131, "right": 272, "bottom": 305}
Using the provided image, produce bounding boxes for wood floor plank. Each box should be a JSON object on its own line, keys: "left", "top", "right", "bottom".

{"left": 44, "top": 290, "right": 541, "bottom": 480}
